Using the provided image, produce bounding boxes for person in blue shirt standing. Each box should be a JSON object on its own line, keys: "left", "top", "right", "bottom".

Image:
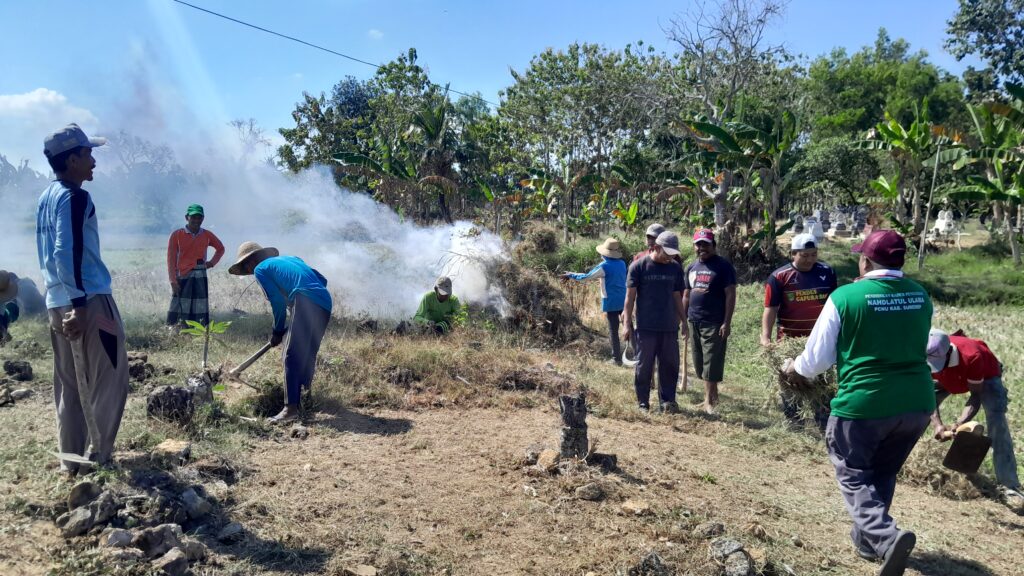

{"left": 229, "top": 242, "right": 332, "bottom": 424}
{"left": 562, "top": 238, "right": 627, "bottom": 365}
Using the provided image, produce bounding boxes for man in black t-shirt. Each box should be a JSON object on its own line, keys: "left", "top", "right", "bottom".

{"left": 683, "top": 229, "right": 737, "bottom": 414}
{"left": 623, "top": 231, "right": 687, "bottom": 412}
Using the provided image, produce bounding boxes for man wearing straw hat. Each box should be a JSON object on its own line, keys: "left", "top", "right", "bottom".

{"left": 166, "top": 203, "right": 225, "bottom": 327}
{"left": 786, "top": 230, "right": 934, "bottom": 575}
{"left": 562, "top": 238, "right": 627, "bottom": 365}
{"left": 228, "top": 242, "right": 332, "bottom": 424}
{"left": 623, "top": 231, "right": 687, "bottom": 412}
{"left": 37, "top": 124, "right": 130, "bottom": 475}
{"left": 414, "top": 276, "right": 463, "bottom": 334}
{"left": 0, "top": 271, "right": 20, "bottom": 345}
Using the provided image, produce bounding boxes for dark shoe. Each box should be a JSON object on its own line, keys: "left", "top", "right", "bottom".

{"left": 879, "top": 530, "right": 915, "bottom": 576}
{"left": 660, "top": 402, "right": 680, "bottom": 414}
{"left": 856, "top": 546, "right": 879, "bottom": 561}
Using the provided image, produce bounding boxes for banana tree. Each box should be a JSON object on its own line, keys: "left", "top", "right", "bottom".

{"left": 519, "top": 166, "right": 602, "bottom": 242}
{"left": 949, "top": 157, "right": 1024, "bottom": 266}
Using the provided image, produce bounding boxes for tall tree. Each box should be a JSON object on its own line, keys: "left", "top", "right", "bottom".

{"left": 946, "top": 0, "right": 1024, "bottom": 86}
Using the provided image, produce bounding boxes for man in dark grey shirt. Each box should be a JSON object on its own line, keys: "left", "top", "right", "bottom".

{"left": 623, "top": 231, "right": 687, "bottom": 412}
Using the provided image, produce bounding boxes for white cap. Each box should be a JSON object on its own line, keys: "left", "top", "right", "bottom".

{"left": 791, "top": 233, "right": 817, "bottom": 251}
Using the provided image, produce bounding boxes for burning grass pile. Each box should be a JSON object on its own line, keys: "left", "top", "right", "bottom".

{"left": 490, "top": 259, "right": 582, "bottom": 344}
{"left": 760, "top": 337, "right": 837, "bottom": 417}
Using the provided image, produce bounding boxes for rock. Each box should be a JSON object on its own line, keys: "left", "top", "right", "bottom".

{"left": 692, "top": 521, "right": 725, "bottom": 539}
{"left": 102, "top": 546, "right": 146, "bottom": 565}
{"left": 621, "top": 499, "right": 651, "bottom": 516}
{"left": 151, "top": 439, "right": 192, "bottom": 467}
{"left": 574, "top": 483, "right": 604, "bottom": 501}
{"left": 535, "top": 449, "right": 560, "bottom": 471}
{"left": 10, "top": 388, "right": 33, "bottom": 400}
{"left": 344, "top": 565, "right": 379, "bottom": 576}
{"left": 586, "top": 452, "right": 618, "bottom": 471}
{"left": 153, "top": 547, "right": 188, "bottom": 576}
{"left": 99, "top": 527, "right": 134, "bottom": 548}
{"left": 709, "top": 537, "right": 745, "bottom": 561}
{"left": 127, "top": 351, "right": 149, "bottom": 363}
{"left": 131, "top": 524, "right": 183, "bottom": 559}
{"left": 147, "top": 386, "right": 195, "bottom": 425}
{"left": 724, "top": 550, "right": 754, "bottom": 576}
{"left": 186, "top": 371, "right": 216, "bottom": 405}
{"left": 129, "top": 358, "right": 155, "bottom": 382}
{"left": 3, "top": 360, "right": 33, "bottom": 381}
{"left": 88, "top": 490, "right": 120, "bottom": 524}
{"left": 217, "top": 521, "right": 244, "bottom": 542}
{"left": 182, "top": 538, "right": 208, "bottom": 561}
{"left": 627, "top": 551, "right": 670, "bottom": 576}
{"left": 59, "top": 507, "right": 95, "bottom": 537}
{"left": 0, "top": 386, "right": 11, "bottom": 406}
{"left": 180, "top": 488, "right": 212, "bottom": 520}
{"left": 747, "top": 547, "right": 768, "bottom": 572}
{"left": 790, "top": 534, "right": 804, "bottom": 547}
{"left": 67, "top": 480, "right": 102, "bottom": 509}
{"left": 290, "top": 424, "right": 310, "bottom": 440}
{"left": 523, "top": 444, "right": 544, "bottom": 465}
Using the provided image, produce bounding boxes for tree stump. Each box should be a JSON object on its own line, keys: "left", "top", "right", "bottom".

{"left": 558, "top": 392, "right": 588, "bottom": 459}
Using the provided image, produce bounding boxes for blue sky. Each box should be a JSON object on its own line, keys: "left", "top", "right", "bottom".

{"left": 0, "top": 0, "right": 976, "bottom": 169}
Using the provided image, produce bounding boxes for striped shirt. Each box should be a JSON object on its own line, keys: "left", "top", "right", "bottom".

{"left": 764, "top": 262, "right": 837, "bottom": 338}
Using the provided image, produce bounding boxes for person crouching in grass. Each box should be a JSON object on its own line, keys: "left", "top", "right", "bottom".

{"left": 229, "top": 242, "right": 332, "bottom": 424}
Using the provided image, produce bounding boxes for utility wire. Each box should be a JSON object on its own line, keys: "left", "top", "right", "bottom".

{"left": 170, "top": 0, "right": 501, "bottom": 109}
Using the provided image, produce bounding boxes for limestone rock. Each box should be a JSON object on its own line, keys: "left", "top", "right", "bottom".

{"left": 131, "top": 523, "right": 183, "bottom": 559}
{"left": 344, "top": 565, "right": 379, "bottom": 576}
{"left": 151, "top": 439, "right": 192, "bottom": 467}
{"left": 153, "top": 547, "right": 188, "bottom": 576}
{"left": 709, "top": 537, "right": 744, "bottom": 561}
{"left": 68, "top": 480, "right": 102, "bottom": 509}
{"left": 88, "top": 490, "right": 120, "bottom": 524}
{"left": 574, "top": 483, "right": 604, "bottom": 501}
{"left": 182, "top": 537, "right": 208, "bottom": 561}
{"left": 0, "top": 386, "right": 11, "bottom": 406}
{"left": 147, "top": 386, "right": 195, "bottom": 425}
{"left": 3, "top": 360, "right": 33, "bottom": 381}
{"left": 180, "top": 488, "right": 212, "bottom": 520}
{"left": 99, "top": 527, "right": 134, "bottom": 548}
{"left": 692, "top": 521, "right": 725, "bottom": 539}
{"left": 724, "top": 550, "right": 754, "bottom": 576}
{"left": 621, "top": 499, "right": 651, "bottom": 516}
{"left": 627, "top": 551, "right": 670, "bottom": 576}
{"left": 217, "top": 521, "right": 244, "bottom": 542}
{"left": 535, "top": 449, "right": 560, "bottom": 471}
{"left": 59, "top": 507, "right": 94, "bottom": 537}
{"left": 102, "top": 546, "right": 146, "bottom": 566}
{"left": 290, "top": 424, "right": 310, "bottom": 440}
{"left": 10, "top": 388, "right": 33, "bottom": 400}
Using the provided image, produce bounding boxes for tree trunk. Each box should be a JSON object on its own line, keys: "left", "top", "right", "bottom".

{"left": 558, "top": 392, "right": 588, "bottom": 459}
{"left": 437, "top": 191, "right": 453, "bottom": 225}
{"left": 1005, "top": 201, "right": 1022, "bottom": 267}
{"left": 911, "top": 182, "right": 923, "bottom": 234}
{"left": 713, "top": 171, "right": 732, "bottom": 228}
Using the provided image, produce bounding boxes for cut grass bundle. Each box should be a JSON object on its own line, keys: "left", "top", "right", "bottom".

{"left": 760, "top": 337, "right": 837, "bottom": 416}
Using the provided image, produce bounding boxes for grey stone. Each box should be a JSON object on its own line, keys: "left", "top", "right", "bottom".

{"left": 692, "top": 521, "right": 725, "bottom": 539}
{"left": 724, "top": 551, "right": 754, "bottom": 576}
{"left": 182, "top": 538, "right": 208, "bottom": 561}
{"left": 627, "top": 551, "right": 670, "bottom": 576}
{"left": 153, "top": 547, "right": 188, "bottom": 576}
{"left": 147, "top": 386, "right": 195, "bottom": 425}
{"left": 186, "top": 372, "right": 214, "bottom": 405}
{"left": 102, "top": 546, "right": 146, "bottom": 565}
{"left": 131, "top": 523, "right": 183, "bottom": 559}
{"left": 3, "top": 360, "right": 33, "bottom": 381}
{"left": 10, "top": 388, "right": 33, "bottom": 400}
{"left": 574, "top": 483, "right": 604, "bottom": 501}
{"left": 0, "top": 386, "right": 11, "bottom": 406}
{"left": 180, "top": 488, "right": 212, "bottom": 520}
{"left": 88, "top": 490, "right": 120, "bottom": 524}
{"left": 67, "top": 480, "right": 102, "bottom": 509}
{"left": 151, "top": 439, "right": 192, "bottom": 467}
{"left": 709, "top": 537, "right": 744, "bottom": 561}
{"left": 60, "top": 507, "right": 95, "bottom": 537}
{"left": 289, "top": 424, "right": 310, "bottom": 440}
{"left": 99, "top": 527, "right": 134, "bottom": 548}
{"left": 217, "top": 521, "right": 244, "bottom": 542}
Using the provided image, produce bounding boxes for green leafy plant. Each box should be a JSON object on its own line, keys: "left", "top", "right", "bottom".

{"left": 181, "top": 320, "right": 232, "bottom": 370}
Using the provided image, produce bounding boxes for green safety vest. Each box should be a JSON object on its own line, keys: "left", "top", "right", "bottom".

{"left": 829, "top": 275, "right": 936, "bottom": 419}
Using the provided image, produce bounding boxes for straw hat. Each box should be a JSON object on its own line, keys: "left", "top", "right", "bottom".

{"left": 595, "top": 238, "right": 623, "bottom": 259}
{"left": 0, "top": 271, "right": 18, "bottom": 302}
{"left": 228, "top": 242, "right": 280, "bottom": 275}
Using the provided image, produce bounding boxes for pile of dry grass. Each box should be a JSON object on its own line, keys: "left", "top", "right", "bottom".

{"left": 490, "top": 260, "right": 581, "bottom": 344}
{"left": 760, "top": 337, "right": 837, "bottom": 415}
{"left": 899, "top": 439, "right": 992, "bottom": 500}
{"left": 515, "top": 222, "right": 559, "bottom": 257}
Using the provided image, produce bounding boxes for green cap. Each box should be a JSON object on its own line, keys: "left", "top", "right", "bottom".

{"left": 186, "top": 204, "right": 204, "bottom": 217}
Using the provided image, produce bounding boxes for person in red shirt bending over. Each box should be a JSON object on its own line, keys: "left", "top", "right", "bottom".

{"left": 166, "top": 204, "right": 225, "bottom": 326}
{"left": 927, "top": 328, "right": 1023, "bottom": 508}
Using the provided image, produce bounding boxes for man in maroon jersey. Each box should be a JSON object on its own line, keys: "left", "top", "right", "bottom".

{"left": 761, "top": 233, "right": 837, "bottom": 427}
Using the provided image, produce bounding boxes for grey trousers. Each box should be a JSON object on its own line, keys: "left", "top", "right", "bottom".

{"left": 49, "top": 295, "right": 129, "bottom": 472}
{"left": 282, "top": 295, "right": 330, "bottom": 405}
{"left": 825, "top": 411, "right": 930, "bottom": 557}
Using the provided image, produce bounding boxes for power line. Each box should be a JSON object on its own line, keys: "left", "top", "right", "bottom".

{"left": 170, "top": 0, "right": 501, "bottom": 109}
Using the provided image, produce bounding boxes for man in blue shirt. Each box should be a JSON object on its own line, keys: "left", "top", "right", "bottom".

{"left": 229, "top": 242, "right": 332, "bottom": 424}
{"left": 37, "top": 124, "right": 130, "bottom": 474}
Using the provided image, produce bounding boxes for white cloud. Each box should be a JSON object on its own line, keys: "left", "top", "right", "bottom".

{"left": 292, "top": 72, "right": 304, "bottom": 80}
{"left": 0, "top": 88, "right": 100, "bottom": 169}
{"left": 367, "top": 28, "right": 384, "bottom": 40}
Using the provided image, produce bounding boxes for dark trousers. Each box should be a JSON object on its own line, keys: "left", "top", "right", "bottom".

{"left": 605, "top": 311, "right": 622, "bottom": 362}
{"left": 283, "top": 295, "right": 331, "bottom": 405}
{"left": 826, "top": 412, "right": 930, "bottom": 557}
{"left": 633, "top": 330, "right": 679, "bottom": 407}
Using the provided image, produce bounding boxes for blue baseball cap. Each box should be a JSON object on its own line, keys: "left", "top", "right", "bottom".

{"left": 44, "top": 124, "right": 106, "bottom": 158}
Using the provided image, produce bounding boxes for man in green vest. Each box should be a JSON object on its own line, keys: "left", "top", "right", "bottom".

{"left": 786, "top": 230, "right": 934, "bottom": 576}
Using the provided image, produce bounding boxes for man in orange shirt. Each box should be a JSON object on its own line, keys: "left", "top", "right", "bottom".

{"left": 166, "top": 204, "right": 225, "bottom": 326}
